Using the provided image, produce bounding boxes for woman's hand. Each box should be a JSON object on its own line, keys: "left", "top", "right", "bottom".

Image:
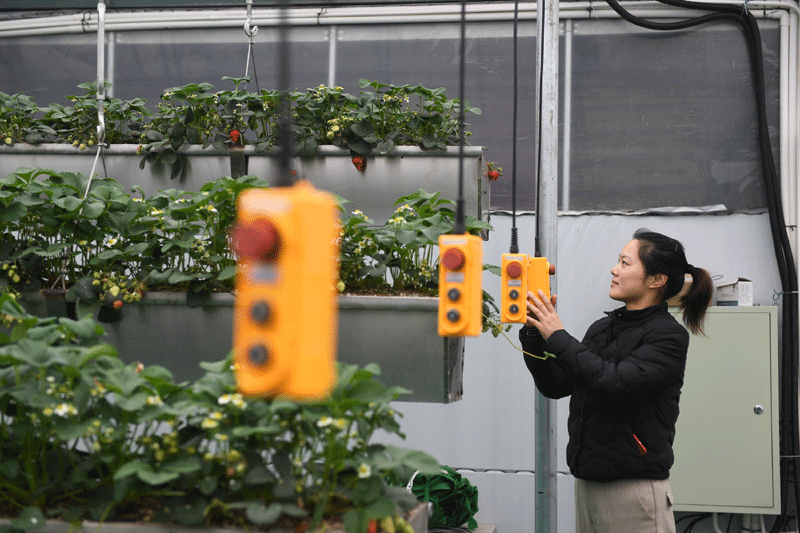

{"left": 525, "top": 290, "right": 562, "bottom": 341}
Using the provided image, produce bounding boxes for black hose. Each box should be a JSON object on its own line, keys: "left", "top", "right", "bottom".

{"left": 603, "top": 1, "right": 799, "bottom": 529}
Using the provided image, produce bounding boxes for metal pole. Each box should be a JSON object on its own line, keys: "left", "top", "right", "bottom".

{"left": 96, "top": 0, "right": 105, "bottom": 144}
{"left": 328, "top": 25, "right": 337, "bottom": 87}
{"left": 106, "top": 31, "right": 115, "bottom": 99}
{"left": 561, "top": 20, "right": 572, "bottom": 212}
{"left": 535, "top": 0, "right": 559, "bottom": 528}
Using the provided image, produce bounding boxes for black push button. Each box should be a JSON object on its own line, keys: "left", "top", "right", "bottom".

{"left": 248, "top": 344, "right": 269, "bottom": 366}
{"left": 251, "top": 301, "right": 272, "bottom": 324}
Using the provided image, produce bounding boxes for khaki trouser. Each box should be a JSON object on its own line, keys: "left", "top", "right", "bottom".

{"left": 574, "top": 478, "right": 676, "bottom": 533}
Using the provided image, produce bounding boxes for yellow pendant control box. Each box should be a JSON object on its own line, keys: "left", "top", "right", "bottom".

{"left": 231, "top": 180, "right": 340, "bottom": 399}
{"left": 500, "top": 254, "right": 553, "bottom": 323}
{"left": 438, "top": 234, "right": 483, "bottom": 337}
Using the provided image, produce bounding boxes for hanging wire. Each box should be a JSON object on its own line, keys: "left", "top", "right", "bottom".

{"left": 81, "top": 0, "right": 107, "bottom": 214}
{"left": 243, "top": 0, "right": 260, "bottom": 92}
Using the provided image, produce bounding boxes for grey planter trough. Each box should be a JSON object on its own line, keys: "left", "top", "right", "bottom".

{"left": 21, "top": 293, "right": 464, "bottom": 404}
{"left": 1, "top": 144, "right": 489, "bottom": 227}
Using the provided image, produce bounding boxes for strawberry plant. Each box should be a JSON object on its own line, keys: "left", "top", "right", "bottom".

{"left": 337, "top": 189, "right": 504, "bottom": 337}
{"left": 0, "top": 293, "right": 438, "bottom": 532}
{"left": 0, "top": 167, "right": 269, "bottom": 312}
{"left": 2, "top": 78, "right": 481, "bottom": 173}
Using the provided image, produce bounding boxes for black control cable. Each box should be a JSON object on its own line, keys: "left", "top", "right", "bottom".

{"left": 454, "top": 0, "right": 468, "bottom": 236}
{"left": 533, "top": 0, "right": 547, "bottom": 259}
{"left": 509, "top": 0, "right": 520, "bottom": 255}
{"left": 275, "top": 0, "right": 294, "bottom": 187}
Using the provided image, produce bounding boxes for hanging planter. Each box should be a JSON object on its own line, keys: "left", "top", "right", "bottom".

{"left": 17, "top": 292, "right": 464, "bottom": 403}
{"left": 247, "top": 145, "right": 487, "bottom": 226}
{"left": 0, "top": 144, "right": 488, "bottom": 228}
{"left": 338, "top": 295, "right": 465, "bottom": 404}
{"left": 1, "top": 79, "right": 489, "bottom": 223}
{"left": 0, "top": 143, "right": 233, "bottom": 197}
{"left": 2, "top": 168, "right": 500, "bottom": 403}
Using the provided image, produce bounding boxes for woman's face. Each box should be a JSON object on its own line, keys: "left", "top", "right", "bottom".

{"left": 610, "top": 239, "right": 660, "bottom": 310}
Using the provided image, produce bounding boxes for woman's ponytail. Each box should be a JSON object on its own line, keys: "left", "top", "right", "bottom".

{"left": 680, "top": 265, "right": 714, "bottom": 335}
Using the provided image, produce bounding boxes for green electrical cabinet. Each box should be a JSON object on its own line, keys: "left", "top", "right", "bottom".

{"left": 670, "top": 306, "right": 780, "bottom": 514}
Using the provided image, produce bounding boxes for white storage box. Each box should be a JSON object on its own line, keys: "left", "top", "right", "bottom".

{"left": 715, "top": 277, "right": 753, "bottom": 306}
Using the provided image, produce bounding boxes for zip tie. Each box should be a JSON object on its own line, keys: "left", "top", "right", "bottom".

{"left": 588, "top": 0, "right": 597, "bottom": 19}
{"left": 317, "top": 7, "right": 328, "bottom": 25}
{"left": 772, "top": 289, "right": 800, "bottom": 303}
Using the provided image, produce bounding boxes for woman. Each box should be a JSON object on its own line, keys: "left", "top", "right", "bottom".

{"left": 520, "top": 229, "right": 714, "bottom": 533}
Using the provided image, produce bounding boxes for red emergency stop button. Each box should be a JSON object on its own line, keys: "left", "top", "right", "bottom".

{"left": 506, "top": 261, "right": 523, "bottom": 279}
{"left": 442, "top": 248, "right": 466, "bottom": 270}
{"left": 550, "top": 264, "right": 556, "bottom": 275}
{"left": 231, "top": 220, "right": 281, "bottom": 261}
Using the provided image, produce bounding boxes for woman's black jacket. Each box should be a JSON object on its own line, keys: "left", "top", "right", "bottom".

{"left": 520, "top": 302, "right": 690, "bottom": 482}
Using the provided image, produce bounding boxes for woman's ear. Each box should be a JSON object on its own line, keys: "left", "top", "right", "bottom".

{"left": 648, "top": 273, "right": 668, "bottom": 290}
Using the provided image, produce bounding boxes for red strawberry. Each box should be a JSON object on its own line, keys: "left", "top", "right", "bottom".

{"left": 229, "top": 130, "right": 241, "bottom": 144}
{"left": 352, "top": 156, "right": 366, "bottom": 171}
{"left": 113, "top": 300, "right": 123, "bottom": 310}
{"left": 485, "top": 162, "right": 502, "bottom": 181}
{"left": 368, "top": 519, "right": 378, "bottom": 533}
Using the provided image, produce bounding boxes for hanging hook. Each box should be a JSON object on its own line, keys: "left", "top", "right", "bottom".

{"left": 244, "top": 0, "right": 258, "bottom": 38}
{"left": 243, "top": 0, "right": 259, "bottom": 91}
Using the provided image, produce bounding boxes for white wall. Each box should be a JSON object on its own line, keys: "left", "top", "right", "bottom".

{"left": 379, "top": 211, "right": 783, "bottom": 533}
